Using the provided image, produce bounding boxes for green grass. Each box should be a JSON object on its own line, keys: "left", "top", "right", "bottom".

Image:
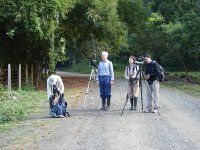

{"left": 57, "top": 59, "right": 91, "bottom": 74}
{"left": 163, "top": 71, "right": 200, "bottom": 98}
{"left": 0, "top": 89, "right": 46, "bottom": 130}
{"left": 166, "top": 71, "right": 200, "bottom": 83}
{"left": 162, "top": 81, "right": 200, "bottom": 98}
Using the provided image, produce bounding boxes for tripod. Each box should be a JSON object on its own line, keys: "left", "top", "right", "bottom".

{"left": 82, "top": 66, "right": 98, "bottom": 108}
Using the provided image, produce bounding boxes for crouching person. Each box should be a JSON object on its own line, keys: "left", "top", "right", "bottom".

{"left": 47, "top": 75, "right": 70, "bottom": 118}
{"left": 97, "top": 51, "right": 114, "bottom": 111}
{"left": 125, "top": 56, "right": 140, "bottom": 110}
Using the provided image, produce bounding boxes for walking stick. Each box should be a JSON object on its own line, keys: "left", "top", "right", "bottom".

{"left": 121, "top": 94, "right": 129, "bottom": 116}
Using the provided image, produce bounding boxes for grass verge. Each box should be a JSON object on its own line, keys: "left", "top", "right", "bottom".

{"left": 0, "top": 89, "right": 46, "bottom": 131}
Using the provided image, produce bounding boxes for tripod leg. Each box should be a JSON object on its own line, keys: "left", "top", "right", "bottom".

{"left": 139, "top": 71, "right": 144, "bottom": 110}
{"left": 82, "top": 70, "right": 93, "bottom": 108}
{"left": 121, "top": 94, "right": 129, "bottom": 116}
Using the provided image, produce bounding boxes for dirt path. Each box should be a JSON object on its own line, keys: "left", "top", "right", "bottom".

{"left": 1, "top": 78, "right": 200, "bottom": 150}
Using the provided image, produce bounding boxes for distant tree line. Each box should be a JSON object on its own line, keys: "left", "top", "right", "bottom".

{"left": 0, "top": 0, "right": 199, "bottom": 73}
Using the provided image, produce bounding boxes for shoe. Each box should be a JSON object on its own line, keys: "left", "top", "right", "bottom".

{"left": 130, "top": 106, "right": 133, "bottom": 110}
{"left": 57, "top": 115, "right": 64, "bottom": 118}
{"left": 106, "top": 106, "right": 110, "bottom": 110}
{"left": 100, "top": 106, "right": 105, "bottom": 111}
{"left": 133, "top": 107, "right": 137, "bottom": 111}
{"left": 153, "top": 109, "right": 158, "bottom": 113}
{"left": 143, "top": 109, "right": 151, "bottom": 113}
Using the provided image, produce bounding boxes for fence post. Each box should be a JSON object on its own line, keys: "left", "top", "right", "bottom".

{"left": 8, "top": 64, "right": 11, "bottom": 90}
{"left": 25, "top": 64, "right": 28, "bottom": 83}
{"left": 19, "top": 64, "right": 21, "bottom": 90}
{"left": 31, "top": 64, "right": 34, "bottom": 86}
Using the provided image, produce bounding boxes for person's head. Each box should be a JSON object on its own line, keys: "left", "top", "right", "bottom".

{"left": 143, "top": 54, "right": 152, "bottom": 64}
{"left": 101, "top": 51, "right": 109, "bottom": 61}
{"left": 49, "top": 76, "right": 57, "bottom": 86}
{"left": 129, "top": 56, "right": 136, "bottom": 64}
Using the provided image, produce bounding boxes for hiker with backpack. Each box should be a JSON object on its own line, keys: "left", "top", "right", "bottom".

{"left": 124, "top": 56, "right": 140, "bottom": 110}
{"left": 47, "top": 75, "right": 69, "bottom": 118}
{"left": 143, "top": 54, "right": 164, "bottom": 113}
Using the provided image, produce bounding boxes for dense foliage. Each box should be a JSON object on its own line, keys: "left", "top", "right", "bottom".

{"left": 0, "top": 0, "right": 199, "bottom": 72}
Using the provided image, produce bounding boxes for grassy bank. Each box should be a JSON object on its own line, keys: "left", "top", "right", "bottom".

{"left": 162, "top": 72, "right": 200, "bottom": 98}
{"left": 0, "top": 89, "right": 47, "bottom": 131}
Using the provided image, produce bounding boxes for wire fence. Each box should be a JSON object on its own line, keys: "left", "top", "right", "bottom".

{"left": 0, "top": 64, "right": 35, "bottom": 90}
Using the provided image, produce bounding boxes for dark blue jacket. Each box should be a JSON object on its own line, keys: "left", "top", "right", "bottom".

{"left": 144, "top": 61, "right": 160, "bottom": 84}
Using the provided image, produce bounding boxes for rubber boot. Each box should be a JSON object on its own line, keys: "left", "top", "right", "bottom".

{"left": 130, "top": 98, "right": 134, "bottom": 110}
{"left": 106, "top": 97, "right": 111, "bottom": 110}
{"left": 134, "top": 97, "right": 138, "bottom": 111}
{"left": 100, "top": 97, "right": 106, "bottom": 111}
{"left": 49, "top": 99, "right": 54, "bottom": 116}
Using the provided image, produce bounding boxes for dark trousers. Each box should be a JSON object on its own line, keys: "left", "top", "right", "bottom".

{"left": 99, "top": 76, "right": 111, "bottom": 98}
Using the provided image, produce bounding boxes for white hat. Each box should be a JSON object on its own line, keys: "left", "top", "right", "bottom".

{"left": 102, "top": 51, "right": 108, "bottom": 56}
{"left": 48, "top": 76, "right": 57, "bottom": 86}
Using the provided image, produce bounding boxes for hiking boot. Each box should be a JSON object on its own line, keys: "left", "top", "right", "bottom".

{"left": 133, "top": 98, "right": 138, "bottom": 111}
{"left": 143, "top": 109, "right": 151, "bottom": 113}
{"left": 153, "top": 109, "right": 158, "bottom": 113}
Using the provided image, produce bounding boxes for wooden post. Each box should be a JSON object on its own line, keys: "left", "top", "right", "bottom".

{"left": 19, "top": 64, "right": 21, "bottom": 90}
{"left": 25, "top": 64, "right": 28, "bottom": 83}
{"left": 31, "top": 64, "right": 34, "bottom": 86}
{"left": 8, "top": 64, "right": 11, "bottom": 90}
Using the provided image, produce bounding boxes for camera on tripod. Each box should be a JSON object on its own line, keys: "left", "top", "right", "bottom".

{"left": 90, "top": 60, "right": 97, "bottom": 68}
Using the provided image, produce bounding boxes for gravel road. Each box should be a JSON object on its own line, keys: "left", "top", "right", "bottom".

{"left": 1, "top": 78, "right": 200, "bottom": 150}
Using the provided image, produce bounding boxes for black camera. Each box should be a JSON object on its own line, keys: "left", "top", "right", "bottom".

{"left": 137, "top": 56, "right": 144, "bottom": 62}
{"left": 90, "top": 60, "right": 97, "bottom": 68}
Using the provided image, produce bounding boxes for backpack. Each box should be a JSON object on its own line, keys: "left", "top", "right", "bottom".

{"left": 153, "top": 61, "right": 165, "bottom": 82}
{"left": 53, "top": 97, "right": 70, "bottom": 117}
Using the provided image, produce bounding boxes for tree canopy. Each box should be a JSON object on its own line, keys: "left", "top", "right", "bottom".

{"left": 0, "top": 0, "right": 199, "bottom": 71}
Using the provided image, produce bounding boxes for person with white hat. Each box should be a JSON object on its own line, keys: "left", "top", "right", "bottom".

{"left": 97, "top": 51, "right": 114, "bottom": 111}
{"left": 47, "top": 74, "right": 65, "bottom": 116}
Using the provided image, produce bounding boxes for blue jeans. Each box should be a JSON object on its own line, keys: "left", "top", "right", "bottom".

{"left": 99, "top": 76, "right": 111, "bottom": 98}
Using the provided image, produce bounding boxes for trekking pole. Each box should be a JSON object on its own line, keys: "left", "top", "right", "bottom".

{"left": 121, "top": 94, "right": 129, "bottom": 116}
{"left": 139, "top": 68, "right": 144, "bottom": 110}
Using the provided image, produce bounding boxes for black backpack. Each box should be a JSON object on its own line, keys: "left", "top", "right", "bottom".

{"left": 153, "top": 61, "right": 165, "bottom": 82}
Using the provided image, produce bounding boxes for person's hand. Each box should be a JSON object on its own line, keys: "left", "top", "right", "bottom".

{"left": 60, "top": 93, "right": 64, "bottom": 99}
{"left": 110, "top": 80, "right": 114, "bottom": 85}
{"left": 97, "top": 81, "right": 99, "bottom": 85}
{"left": 145, "top": 74, "right": 150, "bottom": 80}
{"left": 126, "top": 76, "right": 130, "bottom": 81}
{"left": 131, "top": 75, "right": 135, "bottom": 79}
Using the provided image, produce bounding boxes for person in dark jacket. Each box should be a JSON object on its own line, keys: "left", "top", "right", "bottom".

{"left": 143, "top": 54, "right": 160, "bottom": 113}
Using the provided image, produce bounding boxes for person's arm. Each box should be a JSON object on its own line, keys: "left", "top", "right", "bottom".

{"left": 96, "top": 63, "right": 100, "bottom": 81}
{"left": 149, "top": 62, "right": 160, "bottom": 77}
{"left": 109, "top": 61, "right": 114, "bottom": 81}
{"left": 58, "top": 76, "right": 64, "bottom": 94}
{"left": 47, "top": 79, "right": 52, "bottom": 100}
{"left": 124, "top": 66, "right": 129, "bottom": 80}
